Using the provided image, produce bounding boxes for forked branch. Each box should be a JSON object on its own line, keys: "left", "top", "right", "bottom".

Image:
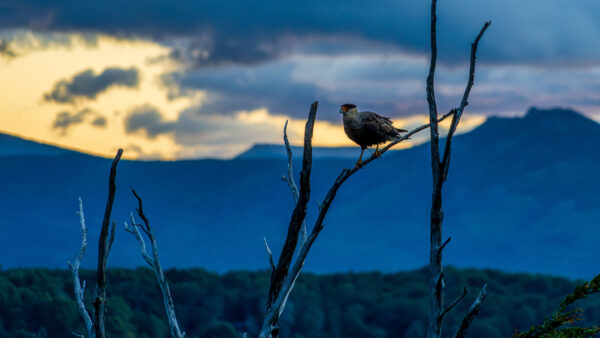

{"left": 425, "top": 0, "right": 490, "bottom": 336}
{"left": 281, "top": 120, "right": 307, "bottom": 250}
{"left": 454, "top": 285, "right": 487, "bottom": 338}
{"left": 260, "top": 103, "right": 457, "bottom": 338}
{"left": 124, "top": 189, "right": 185, "bottom": 338}
{"left": 67, "top": 198, "right": 94, "bottom": 338}
{"left": 266, "top": 102, "right": 318, "bottom": 313}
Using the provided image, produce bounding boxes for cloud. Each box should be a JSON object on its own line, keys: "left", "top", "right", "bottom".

{"left": 124, "top": 105, "right": 176, "bottom": 138}
{"left": 163, "top": 108, "right": 485, "bottom": 159}
{"left": 52, "top": 108, "right": 107, "bottom": 134}
{"left": 167, "top": 56, "right": 462, "bottom": 122}
{"left": 0, "top": 39, "right": 17, "bottom": 58}
{"left": 171, "top": 61, "right": 338, "bottom": 119}
{"left": 44, "top": 67, "right": 139, "bottom": 103}
{"left": 91, "top": 116, "right": 107, "bottom": 127}
{"left": 2, "top": 1, "right": 600, "bottom": 67}
{"left": 168, "top": 50, "right": 600, "bottom": 127}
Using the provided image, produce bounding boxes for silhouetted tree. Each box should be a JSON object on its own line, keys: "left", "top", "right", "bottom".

{"left": 423, "top": 0, "right": 490, "bottom": 336}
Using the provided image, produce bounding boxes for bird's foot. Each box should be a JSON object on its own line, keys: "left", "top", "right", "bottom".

{"left": 374, "top": 148, "right": 382, "bottom": 159}
{"left": 354, "top": 159, "right": 363, "bottom": 168}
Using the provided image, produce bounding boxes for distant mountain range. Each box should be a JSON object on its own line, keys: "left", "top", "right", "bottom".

{"left": 0, "top": 107, "right": 598, "bottom": 279}
{"left": 236, "top": 144, "right": 384, "bottom": 159}
{"left": 0, "top": 132, "right": 73, "bottom": 156}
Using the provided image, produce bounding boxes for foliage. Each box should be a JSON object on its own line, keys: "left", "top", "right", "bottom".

{"left": 0, "top": 267, "right": 598, "bottom": 337}
{"left": 514, "top": 273, "right": 600, "bottom": 337}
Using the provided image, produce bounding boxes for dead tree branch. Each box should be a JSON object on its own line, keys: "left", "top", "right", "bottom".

{"left": 281, "top": 120, "right": 308, "bottom": 250}
{"left": 425, "top": 0, "right": 490, "bottom": 336}
{"left": 259, "top": 102, "right": 456, "bottom": 338}
{"left": 124, "top": 189, "right": 185, "bottom": 338}
{"left": 94, "top": 148, "right": 123, "bottom": 338}
{"left": 440, "top": 286, "right": 467, "bottom": 321}
{"left": 453, "top": 284, "right": 487, "bottom": 338}
{"left": 261, "top": 102, "right": 317, "bottom": 338}
{"left": 263, "top": 237, "right": 276, "bottom": 272}
{"left": 67, "top": 198, "right": 94, "bottom": 338}
{"left": 266, "top": 102, "right": 318, "bottom": 313}
{"left": 441, "top": 21, "right": 492, "bottom": 180}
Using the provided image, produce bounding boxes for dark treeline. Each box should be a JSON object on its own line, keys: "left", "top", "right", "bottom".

{"left": 0, "top": 267, "right": 598, "bottom": 337}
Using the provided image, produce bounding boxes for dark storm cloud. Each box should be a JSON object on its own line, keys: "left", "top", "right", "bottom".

{"left": 52, "top": 108, "right": 107, "bottom": 134}
{"left": 2, "top": 0, "right": 600, "bottom": 67}
{"left": 44, "top": 67, "right": 139, "bottom": 103}
{"left": 171, "top": 61, "right": 345, "bottom": 121}
{"left": 170, "top": 49, "right": 600, "bottom": 124}
{"left": 124, "top": 105, "right": 175, "bottom": 138}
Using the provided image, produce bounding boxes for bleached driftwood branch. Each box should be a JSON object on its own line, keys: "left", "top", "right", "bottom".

{"left": 67, "top": 198, "right": 94, "bottom": 338}
{"left": 259, "top": 100, "right": 458, "bottom": 337}
{"left": 124, "top": 189, "right": 185, "bottom": 338}
{"left": 94, "top": 149, "right": 122, "bottom": 338}
{"left": 425, "top": 0, "right": 490, "bottom": 336}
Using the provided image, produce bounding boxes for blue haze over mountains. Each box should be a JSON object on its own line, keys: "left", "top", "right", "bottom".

{"left": 0, "top": 108, "right": 598, "bottom": 279}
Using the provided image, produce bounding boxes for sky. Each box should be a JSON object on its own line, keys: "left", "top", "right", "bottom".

{"left": 1, "top": 1, "right": 600, "bottom": 160}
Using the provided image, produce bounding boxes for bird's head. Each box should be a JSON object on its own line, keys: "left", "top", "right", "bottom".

{"left": 340, "top": 103, "right": 357, "bottom": 115}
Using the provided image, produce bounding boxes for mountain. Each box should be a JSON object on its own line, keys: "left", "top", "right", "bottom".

{"left": 0, "top": 132, "right": 74, "bottom": 156}
{"left": 236, "top": 144, "right": 373, "bottom": 159}
{"left": 0, "top": 107, "right": 598, "bottom": 279}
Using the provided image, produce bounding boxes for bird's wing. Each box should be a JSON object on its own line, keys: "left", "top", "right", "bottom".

{"left": 360, "top": 111, "right": 408, "bottom": 134}
{"left": 359, "top": 111, "right": 394, "bottom": 126}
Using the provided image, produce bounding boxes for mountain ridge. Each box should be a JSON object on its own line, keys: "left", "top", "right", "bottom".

{"left": 0, "top": 107, "right": 598, "bottom": 279}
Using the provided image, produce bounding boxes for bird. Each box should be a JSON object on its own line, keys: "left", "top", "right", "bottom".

{"left": 340, "top": 103, "right": 407, "bottom": 168}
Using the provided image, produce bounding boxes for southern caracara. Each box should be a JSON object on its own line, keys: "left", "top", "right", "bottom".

{"left": 340, "top": 103, "right": 407, "bottom": 167}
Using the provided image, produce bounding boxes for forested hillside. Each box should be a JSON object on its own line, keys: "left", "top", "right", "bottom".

{"left": 1, "top": 267, "right": 597, "bottom": 337}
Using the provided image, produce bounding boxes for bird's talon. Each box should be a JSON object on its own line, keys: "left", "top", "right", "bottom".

{"left": 373, "top": 148, "right": 382, "bottom": 159}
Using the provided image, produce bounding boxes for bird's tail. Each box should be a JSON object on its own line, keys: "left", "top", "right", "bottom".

{"left": 394, "top": 128, "right": 409, "bottom": 140}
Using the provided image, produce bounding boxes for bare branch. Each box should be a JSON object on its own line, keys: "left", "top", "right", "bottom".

{"left": 437, "top": 237, "right": 452, "bottom": 260}
{"left": 266, "top": 102, "right": 318, "bottom": 310}
{"left": 425, "top": 0, "right": 490, "bottom": 335}
{"left": 440, "top": 287, "right": 468, "bottom": 321}
{"left": 360, "top": 110, "right": 455, "bottom": 170}
{"left": 126, "top": 189, "right": 185, "bottom": 338}
{"left": 426, "top": 2, "right": 446, "bottom": 333}
{"left": 124, "top": 214, "right": 153, "bottom": 266}
{"left": 453, "top": 284, "right": 487, "bottom": 338}
{"left": 94, "top": 148, "right": 122, "bottom": 338}
{"left": 263, "top": 237, "right": 276, "bottom": 272}
{"left": 282, "top": 120, "right": 300, "bottom": 203}
{"left": 107, "top": 221, "right": 116, "bottom": 256}
{"left": 131, "top": 188, "right": 151, "bottom": 234}
{"left": 260, "top": 103, "right": 459, "bottom": 338}
{"left": 68, "top": 198, "right": 94, "bottom": 338}
{"left": 441, "top": 21, "right": 492, "bottom": 180}
{"left": 281, "top": 120, "right": 308, "bottom": 252}
{"left": 426, "top": 0, "right": 441, "bottom": 180}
